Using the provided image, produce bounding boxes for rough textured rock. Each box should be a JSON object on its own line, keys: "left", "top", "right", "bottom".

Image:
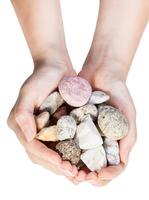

{"left": 98, "top": 105, "right": 129, "bottom": 140}
{"left": 76, "top": 116, "right": 103, "bottom": 149}
{"left": 56, "top": 140, "right": 81, "bottom": 165}
{"left": 36, "top": 125, "right": 58, "bottom": 141}
{"left": 70, "top": 104, "right": 98, "bottom": 123}
{"left": 39, "top": 91, "right": 64, "bottom": 114}
{"left": 88, "top": 91, "right": 110, "bottom": 104}
{"left": 35, "top": 111, "right": 50, "bottom": 131}
{"left": 58, "top": 76, "right": 92, "bottom": 107}
{"left": 57, "top": 115, "right": 77, "bottom": 140}
{"left": 81, "top": 146, "right": 107, "bottom": 172}
{"left": 103, "top": 138, "right": 120, "bottom": 165}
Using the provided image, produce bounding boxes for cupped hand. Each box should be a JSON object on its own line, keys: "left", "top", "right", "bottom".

{"left": 73, "top": 68, "right": 137, "bottom": 186}
{"left": 7, "top": 62, "right": 78, "bottom": 179}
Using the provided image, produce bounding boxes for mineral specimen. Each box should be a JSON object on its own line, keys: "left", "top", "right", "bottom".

{"left": 56, "top": 140, "right": 81, "bottom": 165}
{"left": 39, "top": 91, "right": 64, "bottom": 114}
{"left": 88, "top": 91, "right": 110, "bottom": 104}
{"left": 36, "top": 125, "right": 58, "bottom": 141}
{"left": 58, "top": 76, "right": 92, "bottom": 107}
{"left": 103, "top": 138, "right": 120, "bottom": 165}
{"left": 81, "top": 146, "right": 107, "bottom": 172}
{"left": 70, "top": 104, "right": 98, "bottom": 123}
{"left": 98, "top": 105, "right": 129, "bottom": 140}
{"left": 35, "top": 111, "right": 50, "bottom": 131}
{"left": 57, "top": 115, "right": 77, "bottom": 140}
{"left": 76, "top": 116, "right": 103, "bottom": 149}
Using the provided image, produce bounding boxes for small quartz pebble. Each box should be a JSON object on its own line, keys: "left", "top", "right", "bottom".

{"left": 58, "top": 76, "right": 92, "bottom": 107}
{"left": 35, "top": 111, "right": 50, "bottom": 131}
{"left": 98, "top": 105, "right": 129, "bottom": 140}
{"left": 36, "top": 125, "right": 58, "bottom": 141}
{"left": 88, "top": 91, "right": 110, "bottom": 104}
{"left": 103, "top": 138, "right": 120, "bottom": 165}
{"left": 81, "top": 146, "right": 107, "bottom": 172}
{"left": 39, "top": 91, "right": 64, "bottom": 114}
{"left": 56, "top": 140, "right": 81, "bottom": 165}
{"left": 76, "top": 116, "right": 103, "bottom": 149}
{"left": 70, "top": 104, "right": 98, "bottom": 123}
{"left": 57, "top": 115, "right": 76, "bottom": 140}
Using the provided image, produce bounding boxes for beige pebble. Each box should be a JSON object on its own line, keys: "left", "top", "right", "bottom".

{"left": 39, "top": 91, "right": 64, "bottom": 114}
{"left": 98, "top": 105, "right": 129, "bottom": 140}
{"left": 36, "top": 125, "right": 58, "bottom": 141}
{"left": 35, "top": 111, "right": 50, "bottom": 131}
{"left": 70, "top": 104, "right": 98, "bottom": 123}
{"left": 88, "top": 91, "right": 110, "bottom": 104}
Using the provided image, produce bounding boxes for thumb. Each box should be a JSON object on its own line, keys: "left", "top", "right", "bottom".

{"left": 14, "top": 92, "right": 37, "bottom": 142}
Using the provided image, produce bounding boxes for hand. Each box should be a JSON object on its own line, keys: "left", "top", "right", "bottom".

{"left": 7, "top": 60, "right": 78, "bottom": 179}
{"left": 72, "top": 67, "right": 137, "bottom": 186}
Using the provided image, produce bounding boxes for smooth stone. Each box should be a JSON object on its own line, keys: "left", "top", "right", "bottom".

{"left": 39, "top": 91, "right": 64, "bottom": 114}
{"left": 56, "top": 140, "right": 81, "bottom": 165}
{"left": 98, "top": 105, "right": 129, "bottom": 140}
{"left": 35, "top": 111, "right": 50, "bottom": 131}
{"left": 57, "top": 115, "right": 77, "bottom": 140}
{"left": 58, "top": 76, "right": 92, "bottom": 107}
{"left": 88, "top": 91, "right": 110, "bottom": 104}
{"left": 36, "top": 125, "right": 58, "bottom": 141}
{"left": 50, "top": 105, "right": 69, "bottom": 124}
{"left": 103, "top": 138, "right": 120, "bottom": 165}
{"left": 76, "top": 116, "right": 103, "bottom": 149}
{"left": 81, "top": 146, "right": 107, "bottom": 172}
{"left": 70, "top": 104, "right": 98, "bottom": 123}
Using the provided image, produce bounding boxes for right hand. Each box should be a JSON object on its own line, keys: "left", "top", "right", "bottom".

{"left": 7, "top": 62, "right": 78, "bottom": 179}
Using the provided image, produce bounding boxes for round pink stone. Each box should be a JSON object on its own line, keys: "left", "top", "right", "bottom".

{"left": 58, "top": 76, "right": 92, "bottom": 107}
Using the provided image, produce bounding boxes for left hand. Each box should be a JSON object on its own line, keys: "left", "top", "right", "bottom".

{"left": 72, "top": 68, "right": 137, "bottom": 186}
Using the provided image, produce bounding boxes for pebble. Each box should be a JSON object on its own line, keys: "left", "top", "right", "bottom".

{"left": 88, "top": 91, "right": 110, "bottom": 104}
{"left": 81, "top": 146, "right": 107, "bottom": 172}
{"left": 51, "top": 105, "right": 69, "bottom": 124}
{"left": 35, "top": 111, "right": 50, "bottom": 131}
{"left": 56, "top": 140, "right": 81, "bottom": 165}
{"left": 58, "top": 76, "right": 92, "bottom": 107}
{"left": 57, "top": 115, "right": 77, "bottom": 140}
{"left": 39, "top": 91, "right": 64, "bottom": 114}
{"left": 70, "top": 104, "right": 98, "bottom": 123}
{"left": 36, "top": 125, "right": 58, "bottom": 141}
{"left": 103, "top": 138, "right": 120, "bottom": 165}
{"left": 98, "top": 105, "right": 129, "bottom": 140}
{"left": 76, "top": 116, "right": 103, "bottom": 149}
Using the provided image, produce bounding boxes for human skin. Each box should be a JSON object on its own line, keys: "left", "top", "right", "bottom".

{"left": 7, "top": 0, "right": 78, "bottom": 179}
{"left": 73, "top": 0, "right": 149, "bottom": 186}
{"left": 8, "top": 0, "right": 149, "bottom": 186}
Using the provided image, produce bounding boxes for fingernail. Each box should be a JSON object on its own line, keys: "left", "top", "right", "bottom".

{"left": 123, "top": 152, "right": 129, "bottom": 165}
{"left": 65, "top": 171, "right": 75, "bottom": 177}
{"left": 22, "top": 126, "right": 34, "bottom": 142}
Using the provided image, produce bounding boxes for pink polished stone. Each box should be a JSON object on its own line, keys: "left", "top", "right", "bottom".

{"left": 58, "top": 76, "right": 92, "bottom": 107}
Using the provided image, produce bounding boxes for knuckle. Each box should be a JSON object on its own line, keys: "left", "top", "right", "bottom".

{"left": 14, "top": 108, "right": 26, "bottom": 123}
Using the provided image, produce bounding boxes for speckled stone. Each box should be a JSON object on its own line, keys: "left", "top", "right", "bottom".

{"left": 36, "top": 125, "right": 58, "bottom": 141}
{"left": 103, "top": 138, "right": 120, "bottom": 165}
{"left": 70, "top": 104, "right": 98, "bottom": 123}
{"left": 76, "top": 116, "right": 103, "bottom": 149}
{"left": 98, "top": 105, "right": 129, "bottom": 140}
{"left": 57, "top": 115, "right": 77, "bottom": 140}
{"left": 39, "top": 91, "right": 64, "bottom": 114}
{"left": 88, "top": 91, "right": 110, "bottom": 104}
{"left": 35, "top": 111, "right": 50, "bottom": 131}
{"left": 58, "top": 76, "right": 92, "bottom": 107}
{"left": 81, "top": 146, "right": 107, "bottom": 172}
{"left": 56, "top": 140, "right": 81, "bottom": 165}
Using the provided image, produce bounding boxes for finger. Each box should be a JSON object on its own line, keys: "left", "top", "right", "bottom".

{"left": 14, "top": 90, "right": 37, "bottom": 142}
{"left": 61, "top": 161, "right": 75, "bottom": 177}
{"left": 98, "top": 163, "right": 125, "bottom": 181}
{"left": 73, "top": 170, "right": 86, "bottom": 183}
{"left": 119, "top": 122, "right": 137, "bottom": 164}
{"left": 26, "top": 151, "right": 72, "bottom": 177}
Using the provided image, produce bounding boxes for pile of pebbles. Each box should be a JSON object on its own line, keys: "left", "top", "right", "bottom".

{"left": 35, "top": 76, "right": 129, "bottom": 172}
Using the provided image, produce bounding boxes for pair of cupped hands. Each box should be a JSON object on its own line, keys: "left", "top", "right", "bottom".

{"left": 7, "top": 53, "right": 137, "bottom": 186}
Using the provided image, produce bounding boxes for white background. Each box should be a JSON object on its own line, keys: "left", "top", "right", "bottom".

{"left": 0, "top": 0, "right": 149, "bottom": 199}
